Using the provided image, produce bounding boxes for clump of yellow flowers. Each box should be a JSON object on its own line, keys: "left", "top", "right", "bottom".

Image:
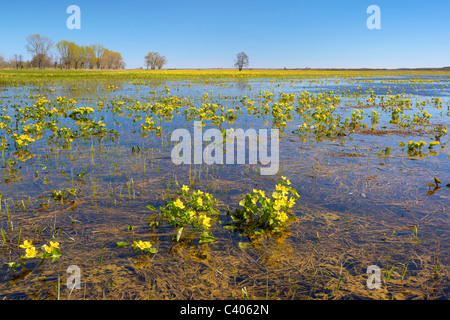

{"left": 405, "top": 140, "right": 428, "bottom": 158}
{"left": 407, "top": 140, "right": 427, "bottom": 151}
{"left": 20, "top": 240, "right": 39, "bottom": 259}
{"left": 226, "top": 177, "right": 299, "bottom": 238}
{"left": 11, "top": 240, "right": 62, "bottom": 267}
{"left": 12, "top": 133, "right": 36, "bottom": 148}
{"left": 132, "top": 240, "right": 157, "bottom": 254}
{"left": 158, "top": 185, "right": 219, "bottom": 244}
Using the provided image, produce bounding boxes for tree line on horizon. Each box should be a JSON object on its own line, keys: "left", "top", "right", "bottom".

{"left": 0, "top": 34, "right": 125, "bottom": 70}
{"left": 0, "top": 34, "right": 250, "bottom": 71}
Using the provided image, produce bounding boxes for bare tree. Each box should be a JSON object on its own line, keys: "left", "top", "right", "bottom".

{"left": 18, "top": 54, "right": 23, "bottom": 69}
{"left": 10, "top": 55, "right": 18, "bottom": 68}
{"left": 234, "top": 52, "right": 249, "bottom": 71}
{"left": 0, "top": 54, "right": 5, "bottom": 68}
{"left": 156, "top": 55, "right": 167, "bottom": 70}
{"left": 145, "top": 51, "right": 158, "bottom": 70}
{"left": 145, "top": 51, "right": 167, "bottom": 70}
{"left": 10, "top": 54, "right": 23, "bottom": 69}
{"left": 26, "top": 34, "right": 54, "bottom": 69}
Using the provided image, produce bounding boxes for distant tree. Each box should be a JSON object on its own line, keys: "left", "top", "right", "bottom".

{"left": 101, "top": 49, "right": 125, "bottom": 69}
{"left": 10, "top": 55, "right": 18, "bottom": 68}
{"left": 145, "top": 51, "right": 158, "bottom": 70}
{"left": 25, "top": 34, "right": 54, "bottom": 69}
{"left": 48, "top": 53, "right": 59, "bottom": 69}
{"left": 89, "top": 44, "right": 106, "bottom": 69}
{"left": 10, "top": 54, "right": 23, "bottom": 69}
{"left": 78, "top": 45, "right": 91, "bottom": 69}
{"left": 18, "top": 54, "right": 24, "bottom": 69}
{"left": 156, "top": 55, "right": 167, "bottom": 70}
{"left": 110, "top": 51, "right": 125, "bottom": 69}
{"left": 69, "top": 43, "right": 83, "bottom": 69}
{"left": 0, "top": 54, "right": 5, "bottom": 68}
{"left": 84, "top": 46, "right": 96, "bottom": 69}
{"left": 234, "top": 52, "right": 249, "bottom": 71}
{"left": 145, "top": 51, "right": 167, "bottom": 70}
{"left": 56, "top": 40, "right": 73, "bottom": 68}
{"left": 30, "top": 53, "right": 52, "bottom": 68}
{"left": 56, "top": 40, "right": 122, "bottom": 69}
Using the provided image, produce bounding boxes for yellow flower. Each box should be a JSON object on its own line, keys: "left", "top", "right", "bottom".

{"left": 281, "top": 176, "right": 291, "bottom": 185}
{"left": 276, "top": 184, "right": 289, "bottom": 194}
{"left": 41, "top": 241, "right": 60, "bottom": 254}
{"left": 197, "top": 197, "right": 203, "bottom": 207}
{"left": 198, "top": 214, "right": 212, "bottom": 228}
{"left": 132, "top": 240, "right": 152, "bottom": 251}
{"left": 188, "top": 210, "right": 197, "bottom": 219}
{"left": 276, "top": 211, "right": 288, "bottom": 223}
{"left": 288, "top": 197, "right": 296, "bottom": 208}
{"left": 20, "top": 240, "right": 33, "bottom": 249}
{"left": 181, "top": 185, "right": 189, "bottom": 193}
{"left": 174, "top": 198, "right": 185, "bottom": 209}
{"left": 25, "top": 246, "right": 38, "bottom": 258}
{"left": 253, "top": 189, "right": 265, "bottom": 198}
{"left": 273, "top": 197, "right": 287, "bottom": 211}
{"left": 49, "top": 241, "right": 59, "bottom": 248}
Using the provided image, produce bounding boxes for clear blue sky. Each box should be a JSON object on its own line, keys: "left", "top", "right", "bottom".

{"left": 0, "top": 0, "right": 449, "bottom": 69}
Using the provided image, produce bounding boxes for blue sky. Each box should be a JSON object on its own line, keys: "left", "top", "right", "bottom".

{"left": 0, "top": 0, "right": 449, "bottom": 69}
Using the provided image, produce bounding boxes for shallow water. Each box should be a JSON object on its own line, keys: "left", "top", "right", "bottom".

{"left": 0, "top": 73, "right": 449, "bottom": 300}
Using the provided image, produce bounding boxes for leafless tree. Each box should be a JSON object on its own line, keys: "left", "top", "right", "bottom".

{"left": 234, "top": 52, "right": 249, "bottom": 71}
{"left": 145, "top": 51, "right": 167, "bottom": 70}
{"left": 10, "top": 54, "right": 23, "bottom": 69}
{"left": 145, "top": 51, "right": 157, "bottom": 70}
{"left": 26, "top": 34, "right": 54, "bottom": 68}
{"left": 18, "top": 54, "right": 23, "bottom": 68}
{"left": 156, "top": 55, "right": 167, "bottom": 70}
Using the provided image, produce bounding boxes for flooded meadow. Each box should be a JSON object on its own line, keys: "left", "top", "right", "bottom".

{"left": 0, "top": 69, "right": 448, "bottom": 300}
